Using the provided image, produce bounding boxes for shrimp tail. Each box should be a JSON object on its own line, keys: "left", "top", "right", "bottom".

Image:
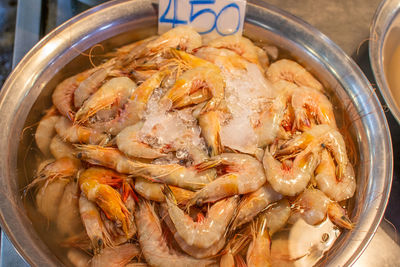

{"left": 327, "top": 202, "right": 353, "bottom": 230}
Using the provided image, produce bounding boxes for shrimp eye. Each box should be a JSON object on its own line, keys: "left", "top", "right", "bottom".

{"left": 97, "top": 238, "right": 103, "bottom": 247}
{"left": 321, "top": 143, "right": 326, "bottom": 148}
{"left": 77, "top": 152, "right": 83, "bottom": 159}
{"left": 196, "top": 199, "right": 203, "bottom": 207}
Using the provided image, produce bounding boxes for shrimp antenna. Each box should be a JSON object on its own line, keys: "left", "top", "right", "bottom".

{"left": 162, "top": 185, "right": 177, "bottom": 205}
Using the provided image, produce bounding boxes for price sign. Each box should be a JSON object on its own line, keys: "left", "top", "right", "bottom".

{"left": 158, "top": 0, "right": 246, "bottom": 38}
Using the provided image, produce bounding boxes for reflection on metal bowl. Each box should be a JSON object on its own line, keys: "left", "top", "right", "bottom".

{"left": 370, "top": 0, "right": 400, "bottom": 124}
{"left": 0, "top": 0, "right": 392, "bottom": 266}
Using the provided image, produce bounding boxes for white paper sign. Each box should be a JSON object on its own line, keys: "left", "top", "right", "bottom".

{"left": 158, "top": 0, "right": 246, "bottom": 38}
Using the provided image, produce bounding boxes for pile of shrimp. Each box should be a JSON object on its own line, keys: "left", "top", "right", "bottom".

{"left": 29, "top": 25, "right": 356, "bottom": 267}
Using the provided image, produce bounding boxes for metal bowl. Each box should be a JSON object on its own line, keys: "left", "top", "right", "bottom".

{"left": 370, "top": 0, "right": 400, "bottom": 124}
{"left": 0, "top": 0, "right": 392, "bottom": 266}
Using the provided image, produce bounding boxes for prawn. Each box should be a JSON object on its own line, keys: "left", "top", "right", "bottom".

{"left": 57, "top": 181, "right": 84, "bottom": 236}
{"left": 74, "top": 77, "right": 137, "bottom": 124}
{"left": 263, "top": 198, "right": 291, "bottom": 236}
{"left": 35, "top": 113, "right": 60, "bottom": 157}
{"left": 76, "top": 145, "right": 214, "bottom": 190}
{"left": 91, "top": 243, "right": 140, "bottom": 267}
{"left": 160, "top": 205, "right": 226, "bottom": 259}
{"left": 28, "top": 157, "right": 81, "bottom": 190}
{"left": 291, "top": 86, "right": 337, "bottom": 131}
{"left": 73, "top": 64, "right": 114, "bottom": 109}
{"left": 55, "top": 116, "right": 110, "bottom": 145}
{"left": 91, "top": 68, "right": 171, "bottom": 135}
{"left": 208, "top": 34, "right": 266, "bottom": 70}
{"left": 246, "top": 214, "right": 272, "bottom": 267}
{"left": 134, "top": 177, "right": 194, "bottom": 204}
{"left": 67, "top": 248, "right": 90, "bottom": 267}
{"left": 144, "top": 26, "right": 202, "bottom": 55}
{"left": 263, "top": 145, "right": 320, "bottom": 196}
{"left": 291, "top": 188, "right": 353, "bottom": 229}
{"left": 79, "top": 167, "right": 133, "bottom": 236}
{"left": 162, "top": 66, "right": 225, "bottom": 112}
{"left": 220, "top": 234, "right": 250, "bottom": 267}
{"left": 315, "top": 149, "right": 356, "bottom": 201}
{"left": 164, "top": 49, "right": 225, "bottom": 112}
{"left": 52, "top": 68, "right": 97, "bottom": 120}
{"left": 188, "top": 153, "right": 266, "bottom": 205}
{"left": 36, "top": 177, "right": 70, "bottom": 222}
{"left": 79, "top": 195, "right": 113, "bottom": 254}
{"left": 116, "top": 121, "right": 165, "bottom": 159}
{"left": 49, "top": 135, "right": 76, "bottom": 159}
{"left": 232, "top": 184, "right": 282, "bottom": 229}
{"left": 135, "top": 199, "right": 214, "bottom": 267}
{"left": 164, "top": 187, "right": 239, "bottom": 249}
{"left": 276, "top": 124, "right": 352, "bottom": 181}
{"left": 266, "top": 59, "right": 323, "bottom": 91}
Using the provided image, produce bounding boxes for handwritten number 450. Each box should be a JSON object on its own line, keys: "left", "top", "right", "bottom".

{"left": 159, "top": 0, "right": 241, "bottom": 36}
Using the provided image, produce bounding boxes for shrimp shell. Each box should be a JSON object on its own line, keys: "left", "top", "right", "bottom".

{"left": 135, "top": 200, "right": 214, "bottom": 267}
{"left": 35, "top": 115, "right": 60, "bottom": 156}
{"left": 91, "top": 243, "right": 140, "bottom": 267}
{"left": 165, "top": 189, "right": 239, "bottom": 249}
{"left": 160, "top": 205, "right": 226, "bottom": 259}
{"left": 232, "top": 184, "right": 282, "bottom": 229}
{"left": 189, "top": 153, "right": 266, "bottom": 205}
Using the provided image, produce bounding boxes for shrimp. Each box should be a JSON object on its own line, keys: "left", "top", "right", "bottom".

{"left": 291, "top": 188, "right": 353, "bottom": 229}
{"left": 67, "top": 248, "right": 90, "bottom": 267}
{"left": 220, "top": 234, "right": 250, "bottom": 267}
{"left": 246, "top": 214, "right": 272, "bottom": 267}
{"left": 164, "top": 187, "right": 239, "bottom": 249}
{"left": 76, "top": 145, "right": 214, "bottom": 190}
{"left": 145, "top": 26, "right": 202, "bottom": 55}
{"left": 52, "top": 68, "right": 97, "bottom": 120}
{"left": 291, "top": 86, "right": 337, "bottom": 131}
{"left": 232, "top": 184, "right": 282, "bottom": 229}
{"left": 91, "top": 243, "right": 140, "bottom": 267}
{"left": 74, "top": 66, "right": 112, "bottom": 109}
{"left": 263, "top": 198, "right": 291, "bottom": 236}
{"left": 55, "top": 116, "right": 110, "bottom": 145}
{"left": 160, "top": 205, "right": 226, "bottom": 259}
{"left": 36, "top": 177, "right": 70, "bottom": 221}
{"left": 91, "top": 68, "right": 170, "bottom": 135}
{"left": 135, "top": 200, "right": 214, "bottom": 267}
{"left": 28, "top": 157, "right": 81, "bottom": 189}
{"left": 315, "top": 149, "right": 356, "bottom": 201}
{"left": 79, "top": 195, "right": 113, "bottom": 254}
{"left": 57, "top": 181, "right": 84, "bottom": 236}
{"left": 276, "top": 124, "right": 352, "bottom": 181}
{"left": 79, "top": 167, "right": 133, "bottom": 236}
{"left": 116, "top": 121, "right": 165, "bottom": 159}
{"left": 255, "top": 80, "right": 297, "bottom": 147}
{"left": 162, "top": 66, "right": 225, "bottom": 112}
{"left": 189, "top": 153, "right": 266, "bottom": 205}
{"left": 35, "top": 114, "right": 60, "bottom": 156}
{"left": 198, "top": 110, "right": 223, "bottom": 156}
{"left": 134, "top": 177, "right": 194, "bottom": 204}
{"left": 266, "top": 59, "right": 323, "bottom": 91}
{"left": 208, "top": 35, "right": 265, "bottom": 70}
{"left": 74, "top": 77, "right": 137, "bottom": 124}
{"left": 164, "top": 49, "right": 225, "bottom": 112}
{"left": 263, "top": 144, "right": 320, "bottom": 196}
{"left": 49, "top": 135, "right": 76, "bottom": 159}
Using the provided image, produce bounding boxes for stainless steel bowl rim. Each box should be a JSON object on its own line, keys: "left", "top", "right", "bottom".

{"left": 0, "top": 0, "right": 393, "bottom": 266}
{"left": 369, "top": 0, "right": 400, "bottom": 124}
